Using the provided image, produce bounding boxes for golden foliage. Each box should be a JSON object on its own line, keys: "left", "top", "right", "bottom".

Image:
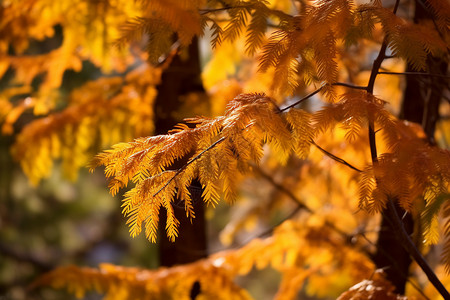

{"left": 3, "top": 0, "right": 450, "bottom": 298}
{"left": 116, "top": 0, "right": 205, "bottom": 63}
{"left": 373, "top": 6, "right": 448, "bottom": 70}
{"left": 359, "top": 122, "right": 450, "bottom": 218}
{"left": 425, "top": 0, "right": 450, "bottom": 35}
{"left": 285, "top": 109, "right": 314, "bottom": 158}
{"left": 91, "top": 82, "right": 450, "bottom": 279}
{"left": 11, "top": 65, "right": 160, "bottom": 185}
{"left": 34, "top": 219, "right": 374, "bottom": 299}
{"left": 259, "top": 0, "right": 354, "bottom": 93}
{"left": 313, "top": 91, "right": 394, "bottom": 142}
{"left": 92, "top": 93, "right": 314, "bottom": 241}
{"left": 1, "top": 0, "right": 140, "bottom": 113}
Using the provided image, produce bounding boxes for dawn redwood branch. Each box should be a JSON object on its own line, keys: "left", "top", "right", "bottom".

{"left": 333, "top": 82, "right": 368, "bottom": 90}
{"left": 311, "top": 140, "right": 362, "bottom": 172}
{"left": 386, "top": 198, "right": 450, "bottom": 298}
{"left": 280, "top": 86, "right": 324, "bottom": 111}
{"left": 378, "top": 71, "right": 450, "bottom": 79}
{"left": 280, "top": 82, "right": 368, "bottom": 112}
{"left": 152, "top": 81, "right": 364, "bottom": 199}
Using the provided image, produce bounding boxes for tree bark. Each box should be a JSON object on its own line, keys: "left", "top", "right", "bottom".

{"left": 373, "top": 0, "right": 448, "bottom": 293}
{"left": 153, "top": 38, "right": 207, "bottom": 299}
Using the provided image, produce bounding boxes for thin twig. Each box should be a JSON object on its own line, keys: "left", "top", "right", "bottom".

{"left": 333, "top": 82, "right": 368, "bottom": 90}
{"left": 280, "top": 85, "right": 324, "bottom": 112}
{"left": 152, "top": 136, "right": 227, "bottom": 197}
{"left": 378, "top": 71, "right": 450, "bottom": 79}
{"left": 254, "top": 165, "right": 312, "bottom": 213}
{"left": 311, "top": 140, "right": 362, "bottom": 172}
{"left": 280, "top": 82, "right": 367, "bottom": 112}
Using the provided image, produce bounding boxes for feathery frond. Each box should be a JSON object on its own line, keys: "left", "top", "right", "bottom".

{"left": 34, "top": 219, "right": 374, "bottom": 299}
{"left": 91, "top": 92, "right": 322, "bottom": 241}
{"left": 285, "top": 109, "right": 314, "bottom": 159}
{"left": 373, "top": 6, "right": 448, "bottom": 70}
{"left": 12, "top": 65, "right": 160, "bottom": 185}
{"left": 258, "top": 0, "right": 355, "bottom": 94}
{"left": 245, "top": 1, "right": 269, "bottom": 55}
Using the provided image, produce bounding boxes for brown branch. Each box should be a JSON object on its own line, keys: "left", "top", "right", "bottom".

{"left": 311, "top": 140, "right": 362, "bottom": 172}
{"left": 333, "top": 82, "right": 368, "bottom": 90}
{"left": 386, "top": 198, "right": 450, "bottom": 298}
{"left": 280, "top": 85, "right": 324, "bottom": 112}
{"left": 378, "top": 71, "right": 450, "bottom": 79}
{"left": 280, "top": 82, "right": 367, "bottom": 112}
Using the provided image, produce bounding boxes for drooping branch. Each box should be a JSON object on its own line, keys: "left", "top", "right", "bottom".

{"left": 280, "top": 82, "right": 368, "bottom": 112}
{"left": 333, "top": 82, "right": 368, "bottom": 90}
{"left": 280, "top": 86, "right": 325, "bottom": 112}
{"left": 311, "top": 140, "right": 362, "bottom": 173}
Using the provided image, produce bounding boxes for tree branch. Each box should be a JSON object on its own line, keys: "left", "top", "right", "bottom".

{"left": 386, "top": 198, "right": 450, "bottom": 298}
{"left": 378, "top": 71, "right": 450, "bottom": 79}
{"left": 357, "top": 232, "right": 431, "bottom": 300}
{"left": 280, "top": 82, "right": 367, "bottom": 112}
{"left": 311, "top": 140, "right": 362, "bottom": 172}
{"left": 280, "top": 86, "right": 324, "bottom": 112}
{"left": 333, "top": 82, "right": 368, "bottom": 90}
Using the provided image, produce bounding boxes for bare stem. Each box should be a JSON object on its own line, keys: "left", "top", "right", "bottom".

{"left": 311, "top": 140, "right": 362, "bottom": 172}
{"left": 280, "top": 82, "right": 367, "bottom": 112}
{"left": 333, "top": 82, "right": 368, "bottom": 90}
{"left": 378, "top": 71, "right": 450, "bottom": 79}
{"left": 280, "top": 86, "right": 324, "bottom": 112}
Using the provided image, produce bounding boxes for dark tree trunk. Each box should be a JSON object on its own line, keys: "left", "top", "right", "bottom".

{"left": 153, "top": 38, "right": 207, "bottom": 299}
{"left": 373, "top": 0, "right": 448, "bottom": 293}
{"left": 373, "top": 204, "right": 414, "bottom": 294}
